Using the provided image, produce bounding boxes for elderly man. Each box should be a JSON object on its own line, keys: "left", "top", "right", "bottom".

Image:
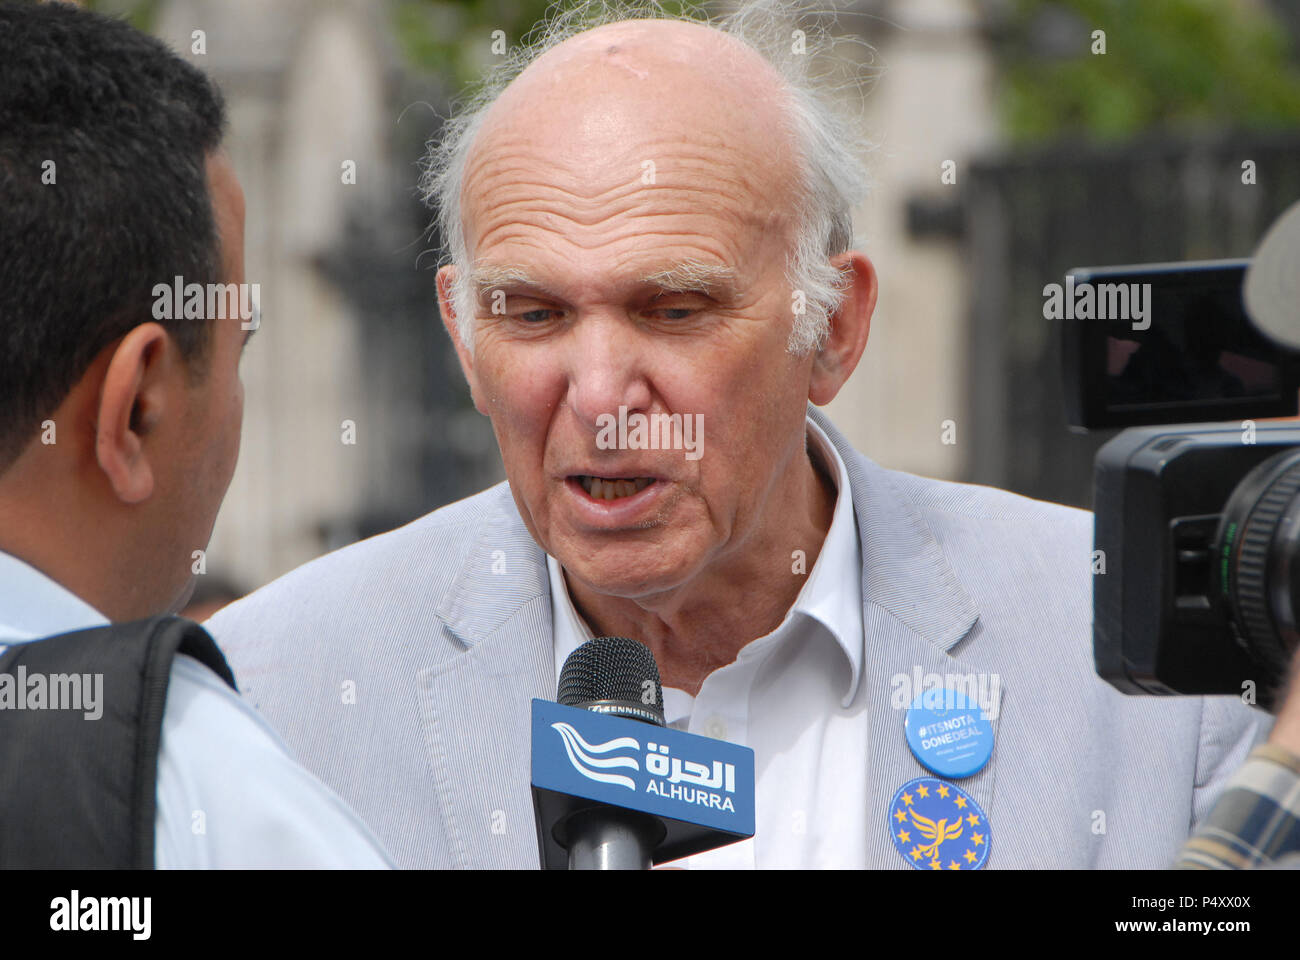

{"left": 207, "top": 5, "right": 1267, "bottom": 868}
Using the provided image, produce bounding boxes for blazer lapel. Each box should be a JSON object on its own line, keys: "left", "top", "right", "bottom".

{"left": 809, "top": 406, "right": 1007, "bottom": 868}
{"left": 421, "top": 488, "right": 555, "bottom": 868}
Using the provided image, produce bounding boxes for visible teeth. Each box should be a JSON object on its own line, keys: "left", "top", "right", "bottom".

{"left": 578, "top": 476, "right": 655, "bottom": 499}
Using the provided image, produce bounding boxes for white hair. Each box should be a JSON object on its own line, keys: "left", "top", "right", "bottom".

{"left": 419, "top": 0, "right": 874, "bottom": 356}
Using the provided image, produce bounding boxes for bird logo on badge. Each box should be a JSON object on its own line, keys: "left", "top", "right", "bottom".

{"left": 888, "top": 776, "right": 991, "bottom": 870}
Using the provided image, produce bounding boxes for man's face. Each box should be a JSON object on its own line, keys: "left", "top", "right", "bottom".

{"left": 158, "top": 152, "right": 249, "bottom": 611}
{"left": 443, "top": 27, "right": 819, "bottom": 602}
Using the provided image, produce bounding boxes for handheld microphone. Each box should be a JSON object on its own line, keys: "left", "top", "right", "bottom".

{"left": 531, "top": 636, "right": 755, "bottom": 870}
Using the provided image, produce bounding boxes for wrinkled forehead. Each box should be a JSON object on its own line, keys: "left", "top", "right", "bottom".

{"left": 458, "top": 20, "right": 800, "bottom": 266}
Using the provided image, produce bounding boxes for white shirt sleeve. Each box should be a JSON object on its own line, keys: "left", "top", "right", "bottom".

{"left": 152, "top": 655, "right": 394, "bottom": 868}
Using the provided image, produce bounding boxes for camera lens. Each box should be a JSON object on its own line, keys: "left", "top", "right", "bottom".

{"left": 1214, "top": 448, "right": 1300, "bottom": 679}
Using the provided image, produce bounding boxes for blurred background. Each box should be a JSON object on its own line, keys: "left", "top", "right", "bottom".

{"left": 73, "top": 0, "right": 1300, "bottom": 611}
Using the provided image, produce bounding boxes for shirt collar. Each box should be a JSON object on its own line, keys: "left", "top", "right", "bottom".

{"left": 0, "top": 549, "right": 109, "bottom": 645}
{"left": 548, "top": 415, "right": 864, "bottom": 708}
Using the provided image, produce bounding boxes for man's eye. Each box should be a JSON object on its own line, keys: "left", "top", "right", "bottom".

{"left": 519, "top": 308, "right": 557, "bottom": 324}
{"left": 647, "top": 304, "right": 699, "bottom": 321}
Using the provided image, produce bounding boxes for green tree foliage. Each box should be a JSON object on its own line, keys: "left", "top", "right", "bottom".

{"left": 390, "top": 0, "right": 697, "bottom": 87}
{"left": 1001, "top": 0, "right": 1300, "bottom": 142}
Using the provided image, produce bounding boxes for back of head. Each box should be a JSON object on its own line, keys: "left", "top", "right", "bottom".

{"left": 0, "top": 0, "right": 228, "bottom": 474}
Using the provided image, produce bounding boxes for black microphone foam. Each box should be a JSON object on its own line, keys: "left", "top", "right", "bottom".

{"left": 558, "top": 636, "right": 665, "bottom": 726}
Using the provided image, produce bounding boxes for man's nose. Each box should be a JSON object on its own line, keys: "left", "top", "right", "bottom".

{"left": 564, "top": 314, "right": 653, "bottom": 435}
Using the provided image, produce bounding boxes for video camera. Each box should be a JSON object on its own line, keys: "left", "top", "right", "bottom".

{"left": 1061, "top": 203, "right": 1300, "bottom": 711}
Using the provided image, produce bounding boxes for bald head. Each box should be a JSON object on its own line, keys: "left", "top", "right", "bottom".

{"left": 501, "top": 17, "right": 791, "bottom": 113}
{"left": 460, "top": 18, "right": 802, "bottom": 261}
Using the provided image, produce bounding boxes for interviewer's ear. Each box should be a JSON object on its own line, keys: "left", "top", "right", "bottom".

{"left": 436, "top": 263, "right": 488, "bottom": 416}
{"left": 808, "top": 251, "right": 877, "bottom": 406}
{"left": 95, "top": 322, "right": 175, "bottom": 504}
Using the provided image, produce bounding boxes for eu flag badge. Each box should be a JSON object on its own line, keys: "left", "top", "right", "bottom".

{"left": 888, "top": 776, "right": 991, "bottom": 870}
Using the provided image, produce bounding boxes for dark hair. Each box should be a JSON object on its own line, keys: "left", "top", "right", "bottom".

{"left": 0, "top": 0, "right": 228, "bottom": 472}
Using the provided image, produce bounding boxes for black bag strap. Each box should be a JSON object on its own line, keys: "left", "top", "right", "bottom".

{"left": 0, "top": 615, "right": 237, "bottom": 868}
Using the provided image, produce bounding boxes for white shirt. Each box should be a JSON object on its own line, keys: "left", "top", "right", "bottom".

{"left": 548, "top": 416, "right": 867, "bottom": 868}
{"left": 0, "top": 550, "right": 393, "bottom": 868}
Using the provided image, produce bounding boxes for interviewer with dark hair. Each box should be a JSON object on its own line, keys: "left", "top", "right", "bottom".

{"left": 0, "top": 0, "right": 390, "bottom": 867}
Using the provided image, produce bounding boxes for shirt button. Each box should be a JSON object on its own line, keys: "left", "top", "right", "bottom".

{"left": 704, "top": 716, "right": 727, "bottom": 740}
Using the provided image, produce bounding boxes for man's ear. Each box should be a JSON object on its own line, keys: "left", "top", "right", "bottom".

{"left": 95, "top": 323, "right": 174, "bottom": 504}
{"left": 436, "top": 263, "right": 488, "bottom": 415}
{"left": 808, "top": 251, "right": 877, "bottom": 406}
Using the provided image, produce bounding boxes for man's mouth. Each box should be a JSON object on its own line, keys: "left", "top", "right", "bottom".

{"left": 573, "top": 475, "right": 656, "bottom": 500}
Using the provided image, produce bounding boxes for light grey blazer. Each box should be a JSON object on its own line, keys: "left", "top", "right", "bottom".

{"left": 206, "top": 405, "right": 1269, "bottom": 868}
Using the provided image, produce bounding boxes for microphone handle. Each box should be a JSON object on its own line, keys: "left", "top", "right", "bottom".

{"left": 566, "top": 806, "right": 665, "bottom": 870}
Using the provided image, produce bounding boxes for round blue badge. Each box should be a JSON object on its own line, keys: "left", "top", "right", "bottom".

{"left": 904, "top": 686, "right": 994, "bottom": 778}
{"left": 888, "top": 776, "right": 991, "bottom": 870}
